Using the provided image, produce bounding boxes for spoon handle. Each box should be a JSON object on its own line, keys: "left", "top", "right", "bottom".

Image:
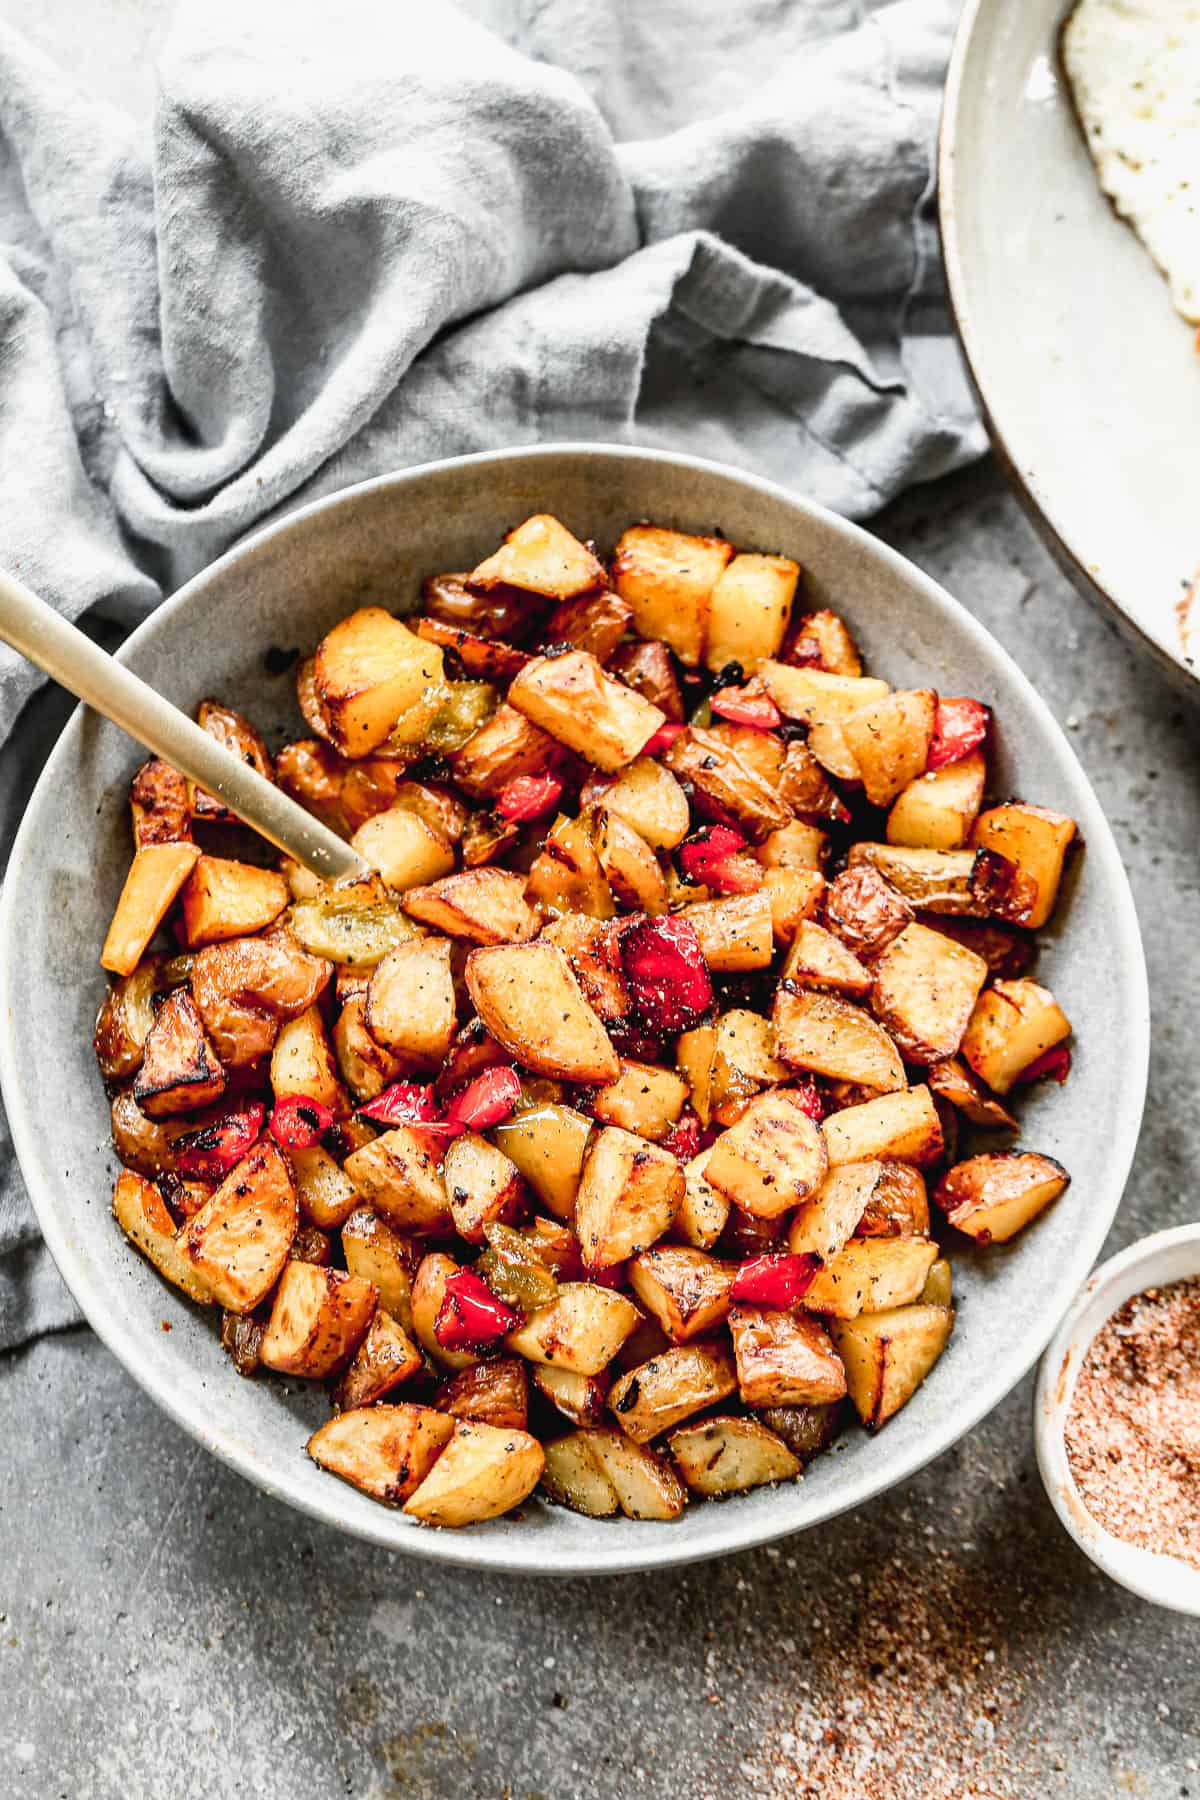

{"left": 0, "top": 566, "right": 367, "bottom": 882}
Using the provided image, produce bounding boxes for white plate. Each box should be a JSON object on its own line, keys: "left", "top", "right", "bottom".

{"left": 940, "top": 0, "right": 1200, "bottom": 692}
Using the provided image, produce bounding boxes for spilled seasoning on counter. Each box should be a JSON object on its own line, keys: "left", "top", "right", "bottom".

{"left": 1064, "top": 1275, "right": 1200, "bottom": 1569}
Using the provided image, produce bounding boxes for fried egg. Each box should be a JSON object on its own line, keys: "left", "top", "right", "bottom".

{"left": 1062, "top": 0, "right": 1200, "bottom": 324}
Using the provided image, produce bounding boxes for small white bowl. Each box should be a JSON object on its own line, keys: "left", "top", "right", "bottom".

{"left": 1036, "top": 1225, "right": 1200, "bottom": 1614}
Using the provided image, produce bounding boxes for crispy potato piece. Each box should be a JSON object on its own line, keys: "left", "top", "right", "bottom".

{"left": 275, "top": 738, "right": 350, "bottom": 835}
{"left": 333, "top": 992, "right": 403, "bottom": 1102}
{"left": 259, "top": 1262, "right": 377, "bottom": 1377}
{"left": 433, "top": 1358, "right": 530, "bottom": 1431}
{"left": 296, "top": 653, "right": 337, "bottom": 742}
{"left": 665, "top": 727, "right": 792, "bottom": 842}
{"left": 540, "top": 1434, "right": 622, "bottom": 1516}
{"left": 935, "top": 1151, "right": 1069, "bottom": 1244}
{"left": 823, "top": 1085, "right": 943, "bottom": 1168}
{"left": 422, "top": 570, "right": 548, "bottom": 641}
{"left": 527, "top": 814, "right": 616, "bottom": 920}
{"left": 869, "top": 923, "right": 988, "bottom": 1064}
{"left": 887, "top": 751, "right": 986, "bottom": 851}
{"left": 587, "top": 808, "right": 668, "bottom": 916}
{"left": 841, "top": 689, "right": 936, "bottom": 808}
{"left": 313, "top": 607, "right": 445, "bottom": 756}
{"left": 470, "top": 514, "right": 605, "bottom": 600}
{"left": 530, "top": 1364, "right": 609, "bottom": 1428}
{"left": 714, "top": 1009, "right": 789, "bottom": 1088}
{"left": 705, "top": 1092, "right": 828, "bottom": 1219}
{"left": 729, "top": 1305, "right": 847, "bottom": 1406}
{"left": 588, "top": 758, "right": 690, "bottom": 851}
{"left": 583, "top": 1426, "right": 688, "bottom": 1519}
{"left": 803, "top": 1236, "right": 938, "bottom": 1319}
{"left": 492, "top": 1103, "right": 593, "bottom": 1221}
{"left": 757, "top": 820, "right": 827, "bottom": 872}
{"left": 824, "top": 864, "right": 913, "bottom": 960}
{"left": 609, "top": 1339, "right": 737, "bottom": 1443}
{"left": 787, "top": 1161, "right": 885, "bottom": 1265}
{"left": 808, "top": 718, "right": 861, "bottom": 782}
{"left": 575, "top": 1126, "right": 684, "bottom": 1267}
{"left": 704, "top": 553, "right": 799, "bottom": 675}
{"left": 960, "top": 977, "right": 1071, "bottom": 1094}
{"left": 338, "top": 759, "right": 416, "bottom": 833}
{"left": 670, "top": 1415, "right": 801, "bottom": 1494}
{"left": 855, "top": 1161, "right": 931, "bottom": 1238}
{"left": 179, "top": 857, "right": 289, "bottom": 948}
{"left": 288, "top": 877, "right": 417, "bottom": 968}
{"left": 628, "top": 1246, "right": 736, "bottom": 1342}
{"left": 448, "top": 702, "right": 567, "bottom": 803}
{"left": 110, "top": 1088, "right": 184, "bottom": 1177}
{"left": 971, "top": 803, "right": 1076, "bottom": 930}
{"left": 916, "top": 914, "right": 1037, "bottom": 980}
{"left": 350, "top": 805, "right": 454, "bottom": 893}
{"left": 676, "top": 1025, "right": 716, "bottom": 1126}
{"left": 442, "top": 1132, "right": 525, "bottom": 1244}
{"left": 506, "top": 1283, "right": 640, "bottom": 1376}
{"left": 288, "top": 1144, "right": 359, "bottom": 1231}
{"left": 676, "top": 1151, "right": 731, "bottom": 1250}
{"left": 191, "top": 933, "right": 331, "bottom": 1067}
{"left": 925, "top": 1056, "right": 1017, "bottom": 1131}
{"left": 466, "top": 943, "right": 619, "bottom": 1083}
{"left": 850, "top": 843, "right": 1036, "bottom": 925}
{"left": 94, "top": 959, "right": 165, "bottom": 1081}
{"left": 334, "top": 1310, "right": 423, "bottom": 1410}
{"left": 540, "top": 589, "right": 632, "bottom": 662}
{"left": 133, "top": 989, "right": 225, "bottom": 1118}
{"left": 179, "top": 1140, "right": 298, "bottom": 1312}
{"left": 784, "top": 609, "right": 864, "bottom": 677}
{"left": 608, "top": 639, "right": 684, "bottom": 720}
{"left": 773, "top": 986, "right": 904, "bottom": 1093}
{"left": 781, "top": 921, "right": 872, "bottom": 998}
{"left": 365, "top": 938, "right": 457, "bottom": 1067}
{"left": 762, "top": 868, "right": 826, "bottom": 943}
{"left": 831, "top": 1302, "right": 953, "bottom": 1428}
{"left": 187, "top": 700, "right": 274, "bottom": 820}
{"left": 592, "top": 1060, "right": 688, "bottom": 1141}
{"left": 344, "top": 1128, "right": 451, "bottom": 1234}
{"left": 509, "top": 651, "right": 664, "bottom": 772}
{"left": 112, "top": 1170, "right": 214, "bottom": 1304}
{"left": 705, "top": 723, "right": 785, "bottom": 791}
{"left": 308, "top": 1404, "right": 454, "bottom": 1504}
{"left": 760, "top": 1402, "right": 843, "bottom": 1463}
{"left": 760, "top": 662, "right": 889, "bottom": 725}
{"left": 130, "top": 759, "right": 193, "bottom": 848}
{"left": 270, "top": 1006, "right": 345, "bottom": 1116}
{"left": 777, "top": 739, "right": 849, "bottom": 824}
{"left": 414, "top": 614, "right": 529, "bottom": 683}
{"left": 341, "top": 1204, "right": 417, "bottom": 1329}
{"left": 403, "top": 869, "right": 539, "bottom": 944}
{"left": 681, "top": 892, "right": 774, "bottom": 972}
{"left": 612, "top": 525, "right": 732, "bottom": 667}
{"left": 101, "top": 843, "right": 202, "bottom": 976}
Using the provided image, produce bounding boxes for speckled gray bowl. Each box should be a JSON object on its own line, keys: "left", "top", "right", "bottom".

{"left": 0, "top": 445, "right": 1148, "bottom": 1576}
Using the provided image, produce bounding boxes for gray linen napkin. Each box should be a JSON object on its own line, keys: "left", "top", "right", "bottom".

{"left": 0, "top": 0, "right": 983, "bottom": 1350}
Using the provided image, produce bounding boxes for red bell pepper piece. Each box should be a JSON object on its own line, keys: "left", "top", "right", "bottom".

{"left": 1014, "top": 1044, "right": 1072, "bottom": 1086}
{"left": 729, "top": 1252, "right": 820, "bottom": 1308}
{"left": 445, "top": 1066, "right": 523, "bottom": 1132}
{"left": 679, "top": 824, "right": 747, "bottom": 883}
{"left": 269, "top": 1094, "right": 335, "bottom": 1149}
{"left": 661, "top": 1109, "right": 702, "bottom": 1162}
{"left": 640, "top": 722, "right": 686, "bottom": 758}
{"left": 617, "top": 914, "right": 713, "bottom": 1033}
{"left": 495, "top": 773, "right": 564, "bottom": 823}
{"left": 710, "top": 686, "right": 782, "bottom": 731}
{"left": 359, "top": 1081, "right": 440, "bottom": 1128}
{"left": 783, "top": 1079, "right": 825, "bottom": 1123}
{"left": 926, "top": 697, "right": 990, "bottom": 771}
{"left": 176, "top": 1100, "right": 265, "bottom": 1179}
{"left": 434, "top": 1269, "right": 523, "bottom": 1350}
{"left": 582, "top": 1259, "right": 627, "bottom": 1289}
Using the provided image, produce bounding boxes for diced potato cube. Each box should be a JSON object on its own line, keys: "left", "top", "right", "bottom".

{"left": 469, "top": 514, "right": 605, "bottom": 600}
{"left": 807, "top": 718, "right": 860, "bottom": 782}
{"left": 187, "top": 700, "right": 274, "bottom": 820}
{"left": 112, "top": 1170, "right": 214, "bottom": 1305}
{"left": 526, "top": 814, "right": 616, "bottom": 920}
{"left": 403, "top": 1420, "right": 545, "bottom": 1526}
{"left": 574, "top": 1126, "right": 684, "bottom": 1268}
{"left": 178, "top": 856, "right": 289, "bottom": 948}
{"left": 442, "top": 1132, "right": 525, "bottom": 1243}
{"left": 802, "top": 1236, "right": 938, "bottom": 1319}
{"left": 714, "top": 1009, "right": 790, "bottom": 1088}
{"left": 704, "top": 553, "right": 799, "bottom": 674}
{"left": 594, "top": 758, "right": 691, "bottom": 850}
{"left": 773, "top": 986, "right": 905, "bottom": 1093}
{"left": 781, "top": 921, "right": 871, "bottom": 998}
{"left": 757, "top": 820, "right": 827, "bottom": 871}
{"left": 728, "top": 1305, "right": 847, "bottom": 1406}
{"left": 609, "top": 1340, "right": 737, "bottom": 1443}
{"left": 583, "top": 1427, "right": 688, "bottom": 1519}
{"left": 925, "top": 1056, "right": 1017, "bottom": 1131}
{"left": 341, "top": 1204, "right": 417, "bottom": 1329}
{"left": 681, "top": 892, "right": 775, "bottom": 972}
{"left": 587, "top": 807, "right": 668, "bottom": 916}
{"left": 434, "top": 1358, "right": 530, "bottom": 1432}
{"left": 540, "top": 1434, "right": 622, "bottom": 1517}
{"left": 628, "top": 1246, "right": 736, "bottom": 1342}
{"left": 270, "top": 1006, "right": 344, "bottom": 1115}
{"left": 509, "top": 651, "right": 664, "bottom": 772}
{"left": 612, "top": 525, "right": 732, "bottom": 667}
{"left": 402, "top": 869, "right": 539, "bottom": 943}
{"left": 935, "top": 1151, "right": 1069, "bottom": 1244}
{"left": 307, "top": 1403, "right": 454, "bottom": 1504}
{"left": 665, "top": 728, "right": 792, "bottom": 841}
{"left": 959, "top": 978, "right": 1071, "bottom": 1094}
{"left": 343, "top": 1129, "right": 451, "bottom": 1235}
{"left": 759, "top": 662, "right": 889, "bottom": 724}
{"left": 887, "top": 751, "right": 986, "bottom": 850}
{"left": 704, "top": 1091, "right": 828, "bottom": 1218}
{"left": 592, "top": 1060, "right": 688, "bottom": 1141}
{"left": 93, "top": 960, "right": 163, "bottom": 1082}
{"left": 831, "top": 1302, "right": 953, "bottom": 1428}
{"left": 130, "top": 758, "right": 193, "bottom": 848}
{"left": 841, "top": 689, "right": 936, "bottom": 807}
{"left": 288, "top": 1144, "right": 359, "bottom": 1231}
{"left": 676, "top": 1025, "right": 717, "bottom": 1126}
{"left": 675, "top": 1151, "right": 731, "bottom": 1249}
{"left": 101, "top": 843, "right": 201, "bottom": 976}
{"left": 541, "top": 588, "right": 633, "bottom": 661}
{"left": 259, "top": 1261, "right": 378, "bottom": 1377}
{"left": 823, "top": 1085, "right": 943, "bottom": 1168}
{"left": 178, "top": 1140, "right": 298, "bottom": 1311}
{"left": 785, "top": 609, "right": 864, "bottom": 676}
{"left": 133, "top": 989, "right": 225, "bottom": 1118}
{"left": 787, "top": 1161, "right": 886, "bottom": 1266}
{"left": 669, "top": 1416, "right": 801, "bottom": 1495}
{"left": 332, "top": 992, "right": 404, "bottom": 1102}
{"left": 970, "top": 803, "right": 1076, "bottom": 929}
{"left": 365, "top": 938, "right": 457, "bottom": 1067}
{"left": 466, "top": 943, "right": 619, "bottom": 1083}
{"left": 350, "top": 805, "right": 454, "bottom": 892}
{"left": 869, "top": 922, "right": 989, "bottom": 1063}
{"left": 823, "top": 865, "right": 913, "bottom": 958}
{"left": 855, "top": 1161, "right": 931, "bottom": 1238}
{"left": 448, "top": 702, "right": 567, "bottom": 803}
{"left": 506, "top": 1283, "right": 641, "bottom": 1376}
{"left": 531, "top": 1364, "right": 609, "bottom": 1428}
{"left": 333, "top": 1310, "right": 423, "bottom": 1411}
{"left": 492, "top": 1103, "right": 593, "bottom": 1221}
{"left": 313, "top": 607, "right": 446, "bottom": 756}
{"left": 762, "top": 868, "right": 826, "bottom": 942}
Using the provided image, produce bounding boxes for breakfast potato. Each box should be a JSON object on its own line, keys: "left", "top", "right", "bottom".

{"left": 831, "top": 1301, "right": 954, "bottom": 1428}
{"left": 133, "top": 989, "right": 226, "bottom": 1117}
{"left": 275, "top": 739, "right": 350, "bottom": 835}
{"left": 607, "top": 639, "right": 685, "bottom": 719}
{"left": 713, "top": 1009, "right": 790, "bottom": 1094}
{"left": 587, "top": 808, "right": 668, "bottom": 916}
{"left": 681, "top": 892, "right": 775, "bottom": 971}
{"left": 350, "top": 805, "right": 455, "bottom": 892}
{"left": 676, "top": 1152, "right": 731, "bottom": 1250}
{"left": 676, "top": 1025, "right": 717, "bottom": 1126}
{"left": 783, "top": 609, "right": 863, "bottom": 677}
{"left": 506, "top": 1283, "right": 641, "bottom": 1376}
{"left": 492, "top": 1102, "right": 593, "bottom": 1220}
{"left": 434, "top": 1358, "right": 530, "bottom": 1432}
{"left": 188, "top": 699, "right": 274, "bottom": 820}
{"left": 669, "top": 1416, "right": 801, "bottom": 1495}
{"left": 887, "top": 751, "right": 986, "bottom": 851}
{"left": 259, "top": 1261, "right": 378, "bottom": 1378}
{"left": 935, "top": 1151, "right": 1069, "bottom": 1244}
{"left": 773, "top": 986, "right": 905, "bottom": 1092}
{"left": 628, "top": 1246, "right": 737, "bottom": 1342}
{"left": 592, "top": 1060, "right": 688, "bottom": 1141}
{"left": 403, "top": 1420, "right": 545, "bottom": 1526}
{"left": 288, "top": 1144, "right": 359, "bottom": 1231}
{"left": 762, "top": 868, "right": 825, "bottom": 943}
{"left": 313, "top": 607, "right": 446, "bottom": 756}
{"left": 728, "top": 1306, "right": 848, "bottom": 1406}
{"left": 756, "top": 820, "right": 827, "bottom": 872}
{"left": 608, "top": 1339, "right": 737, "bottom": 1443}
{"left": 422, "top": 569, "right": 548, "bottom": 640}
{"left": 287, "top": 877, "right": 417, "bottom": 968}
{"left": 802, "top": 1236, "right": 938, "bottom": 1319}
{"left": 759, "top": 662, "right": 889, "bottom": 724}
{"left": 823, "top": 864, "right": 914, "bottom": 961}
{"left": 703, "top": 723, "right": 783, "bottom": 792}
{"left": 442, "top": 1132, "right": 526, "bottom": 1243}
{"left": 527, "top": 813, "right": 616, "bottom": 919}
{"left": 111, "top": 1170, "right": 214, "bottom": 1305}
{"left": 365, "top": 938, "right": 457, "bottom": 1067}
{"left": 806, "top": 718, "right": 861, "bottom": 782}
{"left": 704, "top": 553, "right": 799, "bottom": 674}
{"left": 130, "top": 758, "right": 193, "bottom": 848}
{"left": 94, "top": 959, "right": 165, "bottom": 1082}
{"left": 540, "top": 588, "right": 632, "bottom": 662}
{"left": 823, "top": 1085, "right": 943, "bottom": 1168}
{"left": 470, "top": 513, "right": 606, "bottom": 600}
{"left": 340, "top": 1205, "right": 416, "bottom": 1328}
{"left": 189, "top": 932, "right": 333, "bottom": 1068}
{"left": 101, "top": 842, "right": 202, "bottom": 976}
{"left": 971, "top": 803, "right": 1076, "bottom": 929}
{"left": 787, "top": 1161, "right": 886, "bottom": 1266}
{"left": 531, "top": 1364, "right": 610, "bottom": 1428}
{"left": 665, "top": 727, "right": 792, "bottom": 841}
{"left": 854, "top": 1161, "right": 931, "bottom": 1238}
{"left": 775, "top": 739, "right": 847, "bottom": 823}
{"left": 333, "top": 1310, "right": 423, "bottom": 1411}
{"left": 466, "top": 943, "right": 620, "bottom": 1083}
{"left": 402, "top": 868, "right": 539, "bottom": 944}
{"left": 581, "top": 1427, "right": 688, "bottom": 1520}
{"left": 179, "top": 1140, "right": 298, "bottom": 1312}
{"left": 270, "top": 1006, "right": 345, "bottom": 1116}
{"left": 333, "top": 993, "right": 404, "bottom": 1102}
{"left": 926, "top": 1056, "right": 1017, "bottom": 1131}
{"left": 869, "top": 923, "right": 989, "bottom": 1063}
{"left": 851, "top": 842, "right": 1037, "bottom": 925}
{"left": 959, "top": 977, "right": 1071, "bottom": 1093}
{"left": 110, "top": 1088, "right": 184, "bottom": 1177}
{"left": 588, "top": 757, "right": 690, "bottom": 850}
{"left": 781, "top": 921, "right": 872, "bottom": 998}
{"left": 574, "top": 1126, "right": 684, "bottom": 1267}
{"left": 307, "top": 1403, "right": 454, "bottom": 1504}
{"left": 540, "top": 1433, "right": 622, "bottom": 1517}
{"left": 448, "top": 701, "right": 568, "bottom": 802}
{"left": 759, "top": 1401, "right": 842, "bottom": 1464}
{"left": 841, "top": 689, "right": 937, "bottom": 807}
{"left": 918, "top": 914, "right": 1037, "bottom": 980}
{"left": 414, "top": 614, "right": 529, "bottom": 683}
{"left": 612, "top": 525, "right": 732, "bottom": 666}
{"left": 705, "top": 1092, "right": 828, "bottom": 1219}
{"left": 508, "top": 651, "right": 664, "bottom": 772}
{"left": 344, "top": 1129, "right": 452, "bottom": 1234}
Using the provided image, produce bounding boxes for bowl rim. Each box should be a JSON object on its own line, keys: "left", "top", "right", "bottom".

{"left": 1034, "top": 1225, "right": 1200, "bottom": 1615}
{"left": 937, "top": 0, "right": 1200, "bottom": 698}
{"left": 0, "top": 441, "right": 1151, "bottom": 1575}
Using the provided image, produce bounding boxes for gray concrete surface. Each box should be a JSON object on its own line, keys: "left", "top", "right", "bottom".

{"left": 3, "top": 4, "right": 1200, "bottom": 1796}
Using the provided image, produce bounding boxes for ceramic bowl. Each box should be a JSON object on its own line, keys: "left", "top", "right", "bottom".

{"left": 940, "top": 0, "right": 1200, "bottom": 693}
{"left": 0, "top": 445, "right": 1149, "bottom": 1576}
{"left": 1036, "top": 1226, "right": 1200, "bottom": 1614}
